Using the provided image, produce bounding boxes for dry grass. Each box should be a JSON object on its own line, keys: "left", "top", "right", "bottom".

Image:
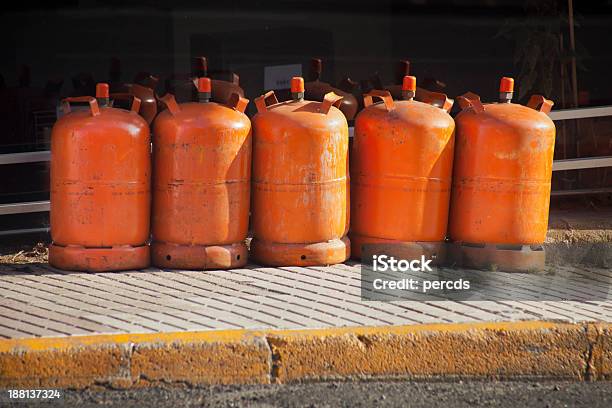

{"left": 0, "top": 242, "right": 48, "bottom": 264}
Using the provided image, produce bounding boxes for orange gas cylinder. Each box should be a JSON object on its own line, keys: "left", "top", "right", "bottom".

{"left": 151, "top": 78, "right": 251, "bottom": 269}
{"left": 49, "top": 88, "right": 151, "bottom": 272}
{"left": 251, "top": 77, "right": 350, "bottom": 266}
{"left": 350, "top": 76, "right": 455, "bottom": 261}
{"left": 448, "top": 77, "right": 555, "bottom": 272}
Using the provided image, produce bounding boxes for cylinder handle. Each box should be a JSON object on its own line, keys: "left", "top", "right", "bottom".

{"left": 320, "top": 92, "right": 344, "bottom": 114}
{"left": 526, "top": 95, "right": 554, "bottom": 115}
{"left": 61, "top": 96, "right": 100, "bottom": 116}
{"left": 109, "top": 93, "right": 142, "bottom": 113}
{"left": 363, "top": 90, "right": 395, "bottom": 111}
{"left": 228, "top": 92, "right": 249, "bottom": 113}
{"left": 421, "top": 91, "right": 454, "bottom": 112}
{"left": 159, "top": 94, "right": 181, "bottom": 115}
{"left": 437, "top": 95, "right": 454, "bottom": 113}
{"left": 457, "top": 92, "right": 485, "bottom": 114}
{"left": 254, "top": 91, "right": 279, "bottom": 113}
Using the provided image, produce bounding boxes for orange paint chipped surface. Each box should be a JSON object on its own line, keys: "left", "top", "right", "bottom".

{"left": 449, "top": 94, "right": 556, "bottom": 245}
{"left": 250, "top": 90, "right": 350, "bottom": 266}
{"left": 49, "top": 97, "right": 151, "bottom": 271}
{"left": 152, "top": 100, "right": 251, "bottom": 250}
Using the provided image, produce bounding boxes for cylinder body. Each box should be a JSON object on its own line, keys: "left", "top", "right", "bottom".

{"left": 50, "top": 104, "right": 150, "bottom": 271}
{"left": 251, "top": 97, "right": 350, "bottom": 266}
{"left": 152, "top": 101, "right": 251, "bottom": 269}
{"left": 449, "top": 103, "right": 556, "bottom": 245}
{"left": 351, "top": 98, "right": 455, "bottom": 258}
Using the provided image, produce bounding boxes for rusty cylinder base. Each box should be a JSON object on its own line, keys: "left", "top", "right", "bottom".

{"left": 250, "top": 236, "right": 350, "bottom": 267}
{"left": 349, "top": 233, "right": 447, "bottom": 265}
{"left": 448, "top": 242, "right": 546, "bottom": 273}
{"left": 151, "top": 241, "right": 247, "bottom": 270}
{"left": 49, "top": 243, "right": 150, "bottom": 272}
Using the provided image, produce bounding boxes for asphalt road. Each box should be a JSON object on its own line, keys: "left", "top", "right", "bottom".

{"left": 3, "top": 380, "right": 611, "bottom": 407}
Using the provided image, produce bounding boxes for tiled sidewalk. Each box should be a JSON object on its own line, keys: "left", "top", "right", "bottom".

{"left": 0, "top": 262, "right": 611, "bottom": 339}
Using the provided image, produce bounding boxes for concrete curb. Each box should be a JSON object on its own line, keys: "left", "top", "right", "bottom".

{"left": 1, "top": 321, "right": 610, "bottom": 388}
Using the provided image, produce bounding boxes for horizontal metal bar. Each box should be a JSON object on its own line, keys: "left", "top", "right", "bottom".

{"left": 0, "top": 151, "right": 50, "bottom": 165}
{"left": 552, "top": 156, "right": 612, "bottom": 171}
{"left": 551, "top": 187, "right": 612, "bottom": 197}
{"left": 0, "top": 131, "right": 606, "bottom": 219}
{"left": 549, "top": 105, "right": 612, "bottom": 121}
{"left": 0, "top": 227, "right": 49, "bottom": 237}
{"left": 0, "top": 201, "right": 50, "bottom": 216}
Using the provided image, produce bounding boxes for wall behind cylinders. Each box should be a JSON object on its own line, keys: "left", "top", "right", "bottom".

{"left": 2, "top": 2, "right": 611, "bottom": 108}
{"left": 0, "top": 8, "right": 174, "bottom": 93}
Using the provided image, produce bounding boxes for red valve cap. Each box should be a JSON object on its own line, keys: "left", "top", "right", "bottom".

{"left": 291, "top": 76, "right": 305, "bottom": 93}
{"left": 499, "top": 77, "right": 514, "bottom": 93}
{"left": 96, "top": 83, "right": 109, "bottom": 98}
{"left": 402, "top": 75, "right": 417, "bottom": 92}
{"left": 198, "top": 77, "right": 212, "bottom": 93}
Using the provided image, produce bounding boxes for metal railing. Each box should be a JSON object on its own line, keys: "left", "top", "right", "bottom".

{"left": 548, "top": 105, "right": 612, "bottom": 196}
{"left": 0, "top": 105, "right": 611, "bottom": 225}
{"left": 0, "top": 152, "right": 51, "bottom": 217}
{"left": 548, "top": 105, "right": 612, "bottom": 121}
{"left": 0, "top": 151, "right": 50, "bottom": 166}
{"left": 551, "top": 156, "right": 612, "bottom": 172}
{"left": 0, "top": 200, "right": 51, "bottom": 215}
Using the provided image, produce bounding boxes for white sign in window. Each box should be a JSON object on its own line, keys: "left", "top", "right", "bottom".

{"left": 264, "top": 64, "right": 302, "bottom": 90}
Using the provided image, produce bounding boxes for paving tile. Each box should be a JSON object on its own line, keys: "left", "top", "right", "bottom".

{"left": 134, "top": 312, "right": 212, "bottom": 331}
{"left": 0, "top": 314, "right": 67, "bottom": 337}
{"left": 541, "top": 301, "right": 607, "bottom": 321}
{"left": 508, "top": 301, "right": 575, "bottom": 322}
{"left": 0, "top": 306, "right": 91, "bottom": 335}
{"left": 0, "top": 263, "right": 611, "bottom": 338}
{"left": 82, "top": 314, "right": 155, "bottom": 333}
{"left": 0, "top": 323, "right": 35, "bottom": 339}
